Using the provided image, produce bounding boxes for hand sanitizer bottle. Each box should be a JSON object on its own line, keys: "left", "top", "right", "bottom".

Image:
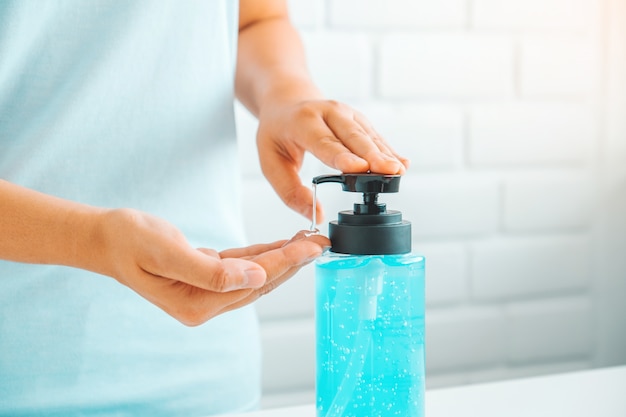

{"left": 313, "top": 174, "right": 425, "bottom": 417}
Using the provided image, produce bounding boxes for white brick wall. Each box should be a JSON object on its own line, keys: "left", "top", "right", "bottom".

{"left": 380, "top": 34, "right": 515, "bottom": 98}
{"left": 237, "top": 0, "right": 626, "bottom": 408}
{"left": 469, "top": 103, "right": 595, "bottom": 166}
{"left": 472, "top": 0, "right": 597, "bottom": 30}
{"left": 301, "top": 33, "right": 372, "bottom": 100}
{"left": 399, "top": 173, "right": 499, "bottom": 238}
{"left": 470, "top": 236, "right": 591, "bottom": 300}
{"left": 520, "top": 35, "right": 599, "bottom": 97}
{"left": 505, "top": 297, "right": 593, "bottom": 363}
{"left": 329, "top": 0, "right": 467, "bottom": 29}
{"left": 426, "top": 307, "right": 507, "bottom": 371}
{"left": 356, "top": 104, "right": 464, "bottom": 170}
{"left": 287, "top": 0, "right": 324, "bottom": 29}
{"left": 420, "top": 243, "right": 468, "bottom": 306}
{"left": 502, "top": 171, "right": 595, "bottom": 232}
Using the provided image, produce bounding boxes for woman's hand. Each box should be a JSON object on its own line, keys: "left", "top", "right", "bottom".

{"left": 256, "top": 99, "right": 410, "bottom": 221}
{"left": 236, "top": 2, "right": 409, "bottom": 222}
{"left": 95, "top": 209, "right": 329, "bottom": 326}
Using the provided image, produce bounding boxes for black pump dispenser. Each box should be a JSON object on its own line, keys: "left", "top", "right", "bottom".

{"left": 313, "top": 174, "right": 411, "bottom": 255}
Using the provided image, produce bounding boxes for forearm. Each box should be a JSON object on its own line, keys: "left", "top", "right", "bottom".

{"left": 0, "top": 180, "right": 104, "bottom": 271}
{"left": 235, "top": 15, "right": 323, "bottom": 116}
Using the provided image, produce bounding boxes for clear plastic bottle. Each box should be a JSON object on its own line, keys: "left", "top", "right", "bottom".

{"left": 313, "top": 174, "right": 425, "bottom": 417}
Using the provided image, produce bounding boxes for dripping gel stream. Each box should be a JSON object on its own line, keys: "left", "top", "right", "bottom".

{"left": 311, "top": 182, "right": 319, "bottom": 233}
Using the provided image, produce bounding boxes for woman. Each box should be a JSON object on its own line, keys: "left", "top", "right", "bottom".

{"left": 0, "top": 1, "right": 408, "bottom": 415}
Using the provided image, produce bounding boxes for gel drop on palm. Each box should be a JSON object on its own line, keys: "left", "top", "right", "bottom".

{"left": 314, "top": 174, "right": 425, "bottom": 417}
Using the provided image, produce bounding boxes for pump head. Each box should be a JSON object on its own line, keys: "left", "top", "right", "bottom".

{"left": 312, "top": 174, "right": 411, "bottom": 255}
{"left": 313, "top": 174, "right": 400, "bottom": 215}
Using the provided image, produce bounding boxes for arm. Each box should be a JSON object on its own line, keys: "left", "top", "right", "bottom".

{"left": 0, "top": 179, "right": 328, "bottom": 325}
{"left": 236, "top": 0, "right": 409, "bottom": 221}
{"left": 0, "top": 180, "right": 103, "bottom": 269}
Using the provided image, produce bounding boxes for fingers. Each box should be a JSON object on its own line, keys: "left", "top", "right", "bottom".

{"left": 136, "top": 233, "right": 329, "bottom": 326}
{"left": 257, "top": 147, "right": 325, "bottom": 220}
{"left": 170, "top": 231, "right": 327, "bottom": 293}
{"left": 105, "top": 208, "right": 328, "bottom": 326}
{"left": 323, "top": 108, "right": 405, "bottom": 175}
{"left": 194, "top": 232, "right": 326, "bottom": 292}
{"left": 293, "top": 101, "right": 407, "bottom": 174}
{"left": 295, "top": 123, "right": 370, "bottom": 173}
{"left": 215, "top": 235, "right": 327, "bottom": 316}
{"left": 353, "top": 112, "right": 411, "bottom": 170}
{"left": 218, "top": 240, "right": 287, "bottom": 259}
{"left": 154, "top": 246, "right": 267, "bottom": 293}
{"left": 213, "top": 264, "right": 302, "bottom": 317}
{"left": 132, "top": 268, "right": 254, "bottom": 327}
{"left": 197, "top": 248, "right": 220, "bottom": 258}
{"left": 257, "top": 100, "right": 408, "bottom": 220}
{"left": 247, "top": 233, "right": 329, "bottom": 303}
{"left": 166, "top": 233, "right": 327, "bottom": 324}
{"left": 217, "top": 229, "right": 319, "bottom": 260}
{"left": 253, "top": 233, "right": 329, "bottom": 279}
{"left": 281, "top": 229, "right": 322, "bottom": 246}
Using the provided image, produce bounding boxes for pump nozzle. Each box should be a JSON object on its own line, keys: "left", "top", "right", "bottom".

{"left": 312, "top": 174, "right": 411, "bottom": 255}
{"left": 312, "top": 173, "right": 401, "bottom": 193}
{"left": 313, "top": 173, "right": 402, "bottom": 215}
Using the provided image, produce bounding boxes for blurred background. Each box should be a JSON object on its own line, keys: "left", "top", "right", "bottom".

{"left": 235, "top": 0, "right": 626, "bottom": 408}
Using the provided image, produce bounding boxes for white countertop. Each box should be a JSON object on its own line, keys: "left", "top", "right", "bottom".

{"left": 219, "top": 365, "right": 626, "bottom": 417}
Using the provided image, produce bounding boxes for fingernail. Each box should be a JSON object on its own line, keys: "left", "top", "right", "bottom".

{"left": 244, "top": 268, "right": 266, "bottom": 289}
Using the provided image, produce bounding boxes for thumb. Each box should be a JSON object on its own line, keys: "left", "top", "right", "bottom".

{"left": 217, "top": 258, "right": 267, "bottom": 292}
{"left": 169, "top": 249, "right": 267, "bottom": 292}
{"left": 260, "top": 155, "right": 322, "bottom": 221}
{"left": 276, "top": 178, "right": 325, "bottom": 223}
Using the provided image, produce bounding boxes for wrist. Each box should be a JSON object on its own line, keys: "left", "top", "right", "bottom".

{"left": 256, "top": 75, "right": 324, "bottom": 115}
{"left": 71, "top": 206, "right": 117, "bottom": 277}
{"left": 0, "top": 180, "right": 113, "bottom": 272}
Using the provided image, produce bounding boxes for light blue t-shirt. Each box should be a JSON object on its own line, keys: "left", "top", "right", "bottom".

{"left": 0, "top": 1, "right": 261, "bottom": 415}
